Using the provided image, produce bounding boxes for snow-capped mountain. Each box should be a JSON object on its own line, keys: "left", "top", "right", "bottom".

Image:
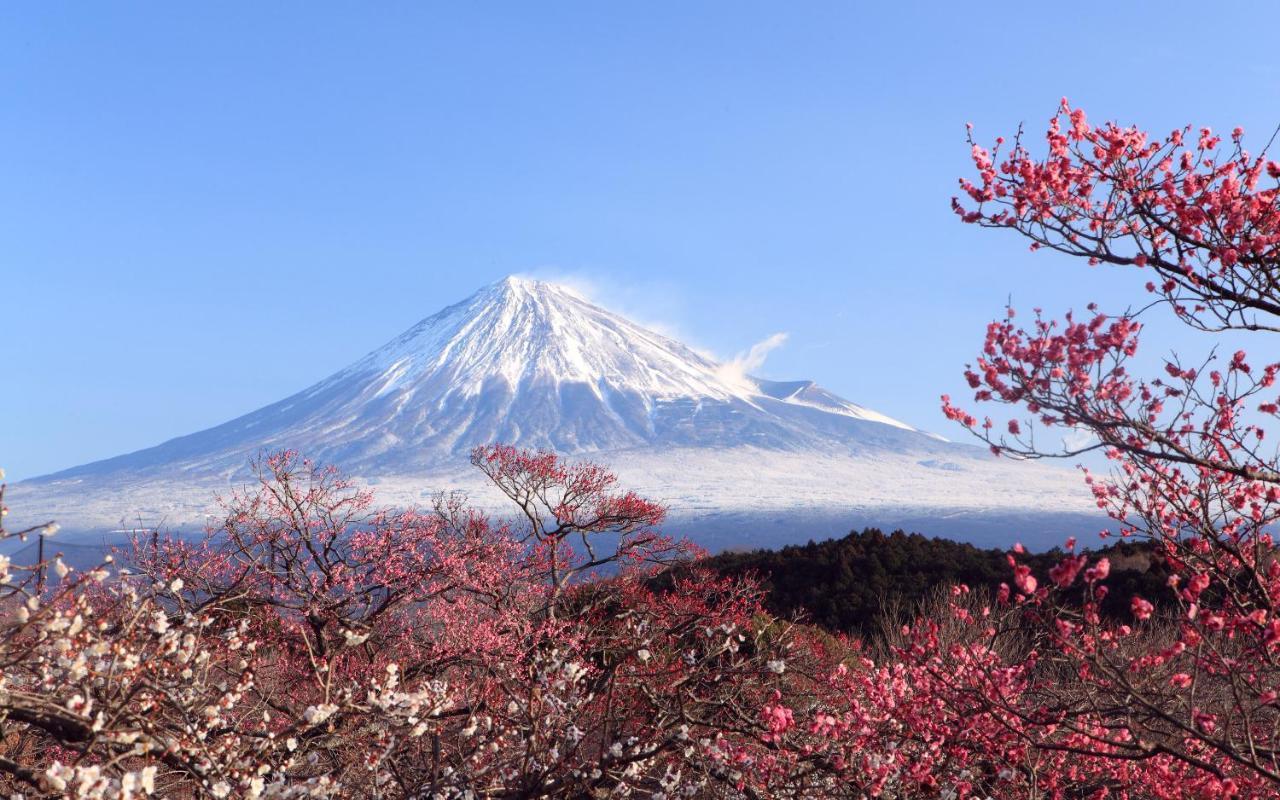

{"left": 39, "top": 276, "right": 944, "bottom": 477}
{"left": 12, "top": 277, "right": 1099, "bottom": 550}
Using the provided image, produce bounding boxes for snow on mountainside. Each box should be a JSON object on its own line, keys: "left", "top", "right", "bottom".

{"left": 37, "top": 276, "right": 944, "bottom": 479}
{"left": 12, "top": 276, "right": 1099, "bottom": 549}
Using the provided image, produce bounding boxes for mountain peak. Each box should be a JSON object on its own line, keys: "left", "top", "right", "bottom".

{"left": 483, "top": 274, "right": 581, "bottom": 302}
{"left": 489, "top": 273, "right": 547, "bottom": 294}
{"left": 15, "top": 281, "right": 1095, "bottom": 549}
{"left": 362, "top": 275, "right": 733, "bottom": 406}
{"left": 39, "top": 278, "right": 929, "bottom": 478}
{"left": 497, "top": 273, "right": 552, "bottom": 289}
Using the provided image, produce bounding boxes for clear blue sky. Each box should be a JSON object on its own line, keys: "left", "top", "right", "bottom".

{"left": 5, "top": 2, "right": 1279, "bottom": 480}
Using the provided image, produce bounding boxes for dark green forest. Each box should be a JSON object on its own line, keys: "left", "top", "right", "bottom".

{"left": 687, "top": 528, "right": 1174, "bottom": 637}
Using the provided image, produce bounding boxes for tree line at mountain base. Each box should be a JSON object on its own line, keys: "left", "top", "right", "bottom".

{"left": 686, "top": 527, "right": 1174, "bottom": 638}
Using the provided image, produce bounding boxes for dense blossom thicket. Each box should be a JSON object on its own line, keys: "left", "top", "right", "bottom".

{"left": 0, "top": 447, "right": 832, "bottom": 798}
{"left": 6, "top": 99, "right": 1280, "bottom": 798}
{"left": 0, "top": 444, "right": 1215, "bottom": 800}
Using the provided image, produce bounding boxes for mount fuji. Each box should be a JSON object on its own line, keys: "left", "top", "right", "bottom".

{"left": 10, "top": 277, "right": 1098, "bottom": 551}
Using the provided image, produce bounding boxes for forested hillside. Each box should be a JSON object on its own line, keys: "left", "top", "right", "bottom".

{"left": 694, "top": 527, "right": 1173, "bottom": 636}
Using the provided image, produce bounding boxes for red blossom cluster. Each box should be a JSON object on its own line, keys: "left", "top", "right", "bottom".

{"left": 944, "top": 101, "right": 1280, "bottom": 795}
{"left": 954, "top": 99, "right": 1280, "bottom": 330}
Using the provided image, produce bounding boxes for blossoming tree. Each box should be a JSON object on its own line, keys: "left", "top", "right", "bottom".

{"left": 946, "top": 99, "right": 1280, "bottom": 794}
{"left": 0, "top": 448, "right": 838, "bottom": 798}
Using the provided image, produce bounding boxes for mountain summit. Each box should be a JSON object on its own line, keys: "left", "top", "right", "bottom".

{"left": 17, "top": 277, "right": 1096, "bottom": 549}
{"left": 45, "top": 276, "right": 935, "bottom": 479}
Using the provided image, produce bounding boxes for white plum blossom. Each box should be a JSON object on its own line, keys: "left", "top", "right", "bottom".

{"left": 303, "top": 704, "right": 338, "bottom": 725}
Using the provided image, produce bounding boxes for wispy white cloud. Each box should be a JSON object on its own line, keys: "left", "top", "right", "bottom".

{"left": 716, "top": 332, "right": 789, "bottom": 390}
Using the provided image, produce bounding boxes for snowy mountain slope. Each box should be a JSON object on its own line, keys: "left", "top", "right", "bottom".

{"left": 35, "top": 276, "right": 955, "bottom": 479}
{"left": 11, "top": 276, "right": 1098, "bottom": 548}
